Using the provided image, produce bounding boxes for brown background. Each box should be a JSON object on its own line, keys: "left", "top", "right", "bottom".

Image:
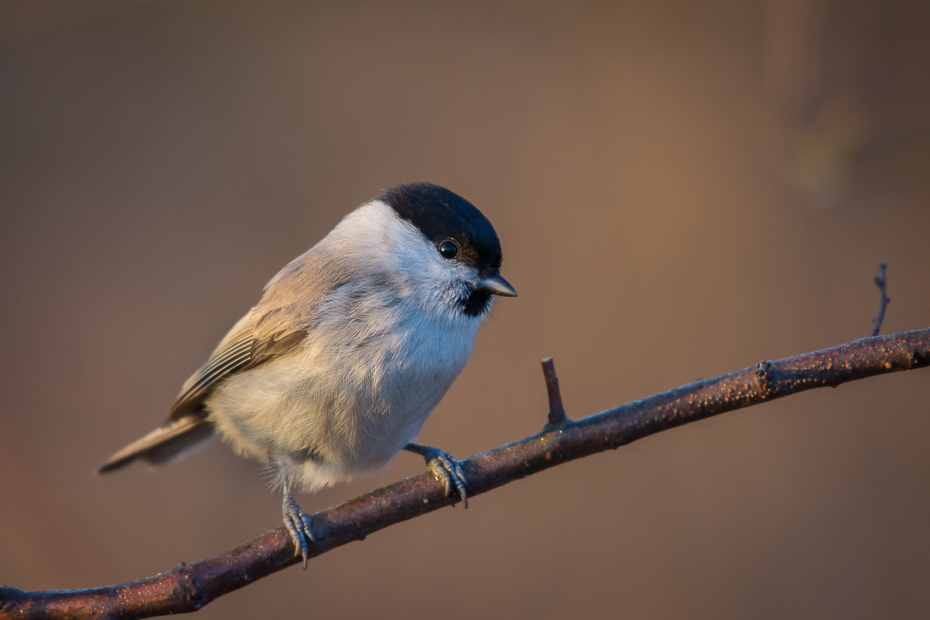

{"left": 2, "top": 1, "right": 930, "bottom": 618}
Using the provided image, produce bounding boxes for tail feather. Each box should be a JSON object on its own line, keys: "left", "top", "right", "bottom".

{"left": 98, "top": 417, "right": 214, "bottom": 474}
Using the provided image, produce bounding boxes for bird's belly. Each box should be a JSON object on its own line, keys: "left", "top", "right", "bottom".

{"left": 207, "top": 314, "right": 479, "bottom": 490}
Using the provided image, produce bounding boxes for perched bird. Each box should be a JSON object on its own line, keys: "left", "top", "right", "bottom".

{"left": 99, "top": 183, "right": 517, "bottom": 565}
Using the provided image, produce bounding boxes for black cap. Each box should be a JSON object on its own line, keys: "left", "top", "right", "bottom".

{"left": 381, "top": 182, "right": 503, "bottom": 275}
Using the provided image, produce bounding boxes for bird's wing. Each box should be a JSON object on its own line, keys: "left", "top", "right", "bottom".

{"left": 167, "top": 328, "right": 309, "bottom": 420}
{"left": 167, "top": 245, "right": 352, "bottom": 421}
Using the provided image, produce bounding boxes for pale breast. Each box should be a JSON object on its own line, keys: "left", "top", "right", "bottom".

{"left": 207, "top": 283, "right": 483, "bottom": 490}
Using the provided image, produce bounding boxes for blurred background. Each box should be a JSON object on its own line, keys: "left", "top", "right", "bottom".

{"left": 2, "top": 1, "right": 929, "bottom": 618}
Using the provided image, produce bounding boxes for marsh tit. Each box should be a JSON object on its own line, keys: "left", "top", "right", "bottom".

{"left": 99, "top": 182, "right": 517, "bottom": 565}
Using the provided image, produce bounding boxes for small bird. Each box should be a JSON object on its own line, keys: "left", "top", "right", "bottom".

{"left": 99, "top": 182, "right": 516, "bottom": 565}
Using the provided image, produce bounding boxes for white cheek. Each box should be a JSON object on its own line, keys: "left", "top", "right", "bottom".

{"left": 387, "top": 220, "right": 479, "bottom": 317}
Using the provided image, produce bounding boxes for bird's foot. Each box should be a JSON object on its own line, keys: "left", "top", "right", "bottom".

{"left": 405, "top": 443, "right": 469, "bottom": 508}
{"left": 282, "top": 492, "right": 315, "bottom": 568}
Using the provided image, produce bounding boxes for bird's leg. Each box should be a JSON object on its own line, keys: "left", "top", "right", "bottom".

{"left": 404, "top": 443, "right": 469, "bottom": 508}
{"left": 281, "top": 481, "right": 315, "bottom": 569}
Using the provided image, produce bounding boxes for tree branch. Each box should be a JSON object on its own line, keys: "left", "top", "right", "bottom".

{"left": 541, "top": 357, "right": 568, "bottom": 427}
{"left": 871, "top": 260, "right": 890, "bottom": 336}
{"left": 3, "top": 327, "right": 930, "bottom": 619}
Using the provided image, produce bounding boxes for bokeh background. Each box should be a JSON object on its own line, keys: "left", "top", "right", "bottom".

{"left": 2, "top": 1, "right": 930, "bottom": 618}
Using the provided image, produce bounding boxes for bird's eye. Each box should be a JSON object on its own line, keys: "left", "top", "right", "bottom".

{"left": 438, "top": 239, "right": 459, "bottom": 259}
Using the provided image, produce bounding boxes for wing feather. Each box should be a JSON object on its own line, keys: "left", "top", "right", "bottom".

{"left": 173, "top": 338, "right": 254, "bottom": 408}
{"left": 167, "top": 331, "right": 307, "bottom": 420}
{"left": 100, "top": 228, "right": 357, "bottom": 472}
{"left": 166, "top": 238, "right": 355, "bottom": 421}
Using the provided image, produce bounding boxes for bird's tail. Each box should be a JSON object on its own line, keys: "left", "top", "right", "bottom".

{"left": 98, "top": 416, "right": 215, "bottom": 474}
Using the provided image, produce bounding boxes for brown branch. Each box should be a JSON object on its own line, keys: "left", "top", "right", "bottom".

{"left": 3, "top": 328, "right": 930, "bottom": 619}
{"left": 541, "top": 357, "right": 568, "bottom": 426}
{"left": 871, "top": 260, "right": 890, "bottom": 336}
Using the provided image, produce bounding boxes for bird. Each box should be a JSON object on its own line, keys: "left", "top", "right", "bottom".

{"left": 98, "top": 182, "right": 517, "bottom": 566}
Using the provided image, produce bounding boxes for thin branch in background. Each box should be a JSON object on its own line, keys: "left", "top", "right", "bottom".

{"left": 871, "top": 260, "right": 890, "bottom": 336}
{"left": 541, "top": 357, "right": 568, "bottom": 427}
{"left": 2, "top": 327, "right": 929, "bottom": 619}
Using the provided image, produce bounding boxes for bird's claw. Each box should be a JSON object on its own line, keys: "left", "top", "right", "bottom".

{"left": 282, "top": 492, "right": 315, "bottom": 569}
{"left": 423, "top": 448, "right": 469, "bottom": 508}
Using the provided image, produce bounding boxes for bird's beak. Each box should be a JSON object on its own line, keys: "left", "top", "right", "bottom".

{"left": 479, "top": 272, "right": 518, "bottom": 297}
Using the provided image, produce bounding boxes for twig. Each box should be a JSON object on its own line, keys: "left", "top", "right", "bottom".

{"left": 871, "top": 260, "right": 890, "bottom": 336}
{"left": 2, "top": 328, "right": 929, "bottom": 619}
{"left": 541, "top": 357, "right": 568, "bottom": 426}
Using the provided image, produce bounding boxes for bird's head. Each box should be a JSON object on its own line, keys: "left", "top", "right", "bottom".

{"left": 378, "top": 182, "right": 517, "bottom": 319}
